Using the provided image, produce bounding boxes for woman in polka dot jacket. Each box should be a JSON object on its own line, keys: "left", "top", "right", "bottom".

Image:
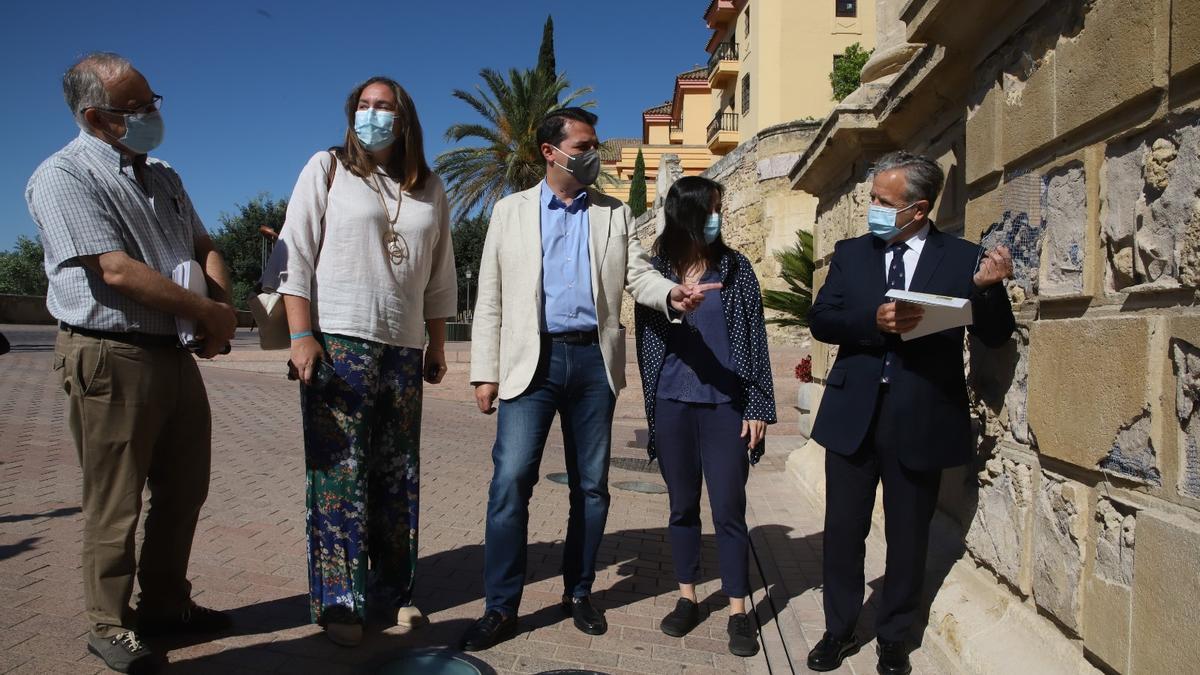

{"left": 633, "top": 175, "right": 776, "bottom": 657}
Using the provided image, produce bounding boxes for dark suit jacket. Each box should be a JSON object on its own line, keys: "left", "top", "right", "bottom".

{"left": 808, "top": 226, "right": 1016, "bottom": 471}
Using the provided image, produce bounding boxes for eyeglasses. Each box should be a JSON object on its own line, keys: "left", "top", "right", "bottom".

{"left": 83, "top": 94, "right": 163, "bottom": 117}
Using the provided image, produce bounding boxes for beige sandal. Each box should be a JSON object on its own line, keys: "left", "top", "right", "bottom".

{"left": 395, "top": 605, "right": 428, "bottom": 631}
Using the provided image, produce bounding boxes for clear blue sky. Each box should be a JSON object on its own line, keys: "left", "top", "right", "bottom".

{"left": 0, "top": 1, "right": 712, "bottom": 250}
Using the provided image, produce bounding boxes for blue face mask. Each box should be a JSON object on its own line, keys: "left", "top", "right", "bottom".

{"left": 354, "top": 109, "right": 396, "bottom": 151}
{"left": 118, "top": 111, "right": 164, "bottom": 155}
{"left": 703, "top": 213, "right": 721, "bottom": 244}
{"left": 867, "top": 202, "right": 919, "bottom": 241}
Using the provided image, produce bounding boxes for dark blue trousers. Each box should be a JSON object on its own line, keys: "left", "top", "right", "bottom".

{"left": 484, "top": 341, "right": 616, "bottom": 614}
{"left": 654, "top": 398, "right": 750, "bottom": 598}
{"left": 822, "top": 386, "right": 943, "bottom": 642}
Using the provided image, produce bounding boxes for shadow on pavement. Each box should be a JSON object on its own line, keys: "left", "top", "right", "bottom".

{"left": 0, "top": 506, "right": 81, "bottom": 524}
{"left": 165, "top": 523, "right": 830, "bottom": 672}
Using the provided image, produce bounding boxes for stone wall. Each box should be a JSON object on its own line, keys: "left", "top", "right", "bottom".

{"left": 789, "top": 0, "right": 1200, "bottom": 672}
{"left": 620, "top": 121, "right": 821, "bottom": 345}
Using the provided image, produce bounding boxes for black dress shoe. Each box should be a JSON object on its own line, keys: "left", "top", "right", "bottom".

{"left": 660, "top": 597, "right": 700, "bottom": 637}
{"left": 806, "top": 632, "right": 860, "bottom": 671}
{"left": 461, "top": 610, "right": 518, "bottom": 652}
{"left": 876, "top": 639, "right": 912, "bottom": 675}
{"left": 137, "top": 603, "right": 232, "bottom": 637}
{"left": 561, "top": 594, "right": 607, "bottom": 635}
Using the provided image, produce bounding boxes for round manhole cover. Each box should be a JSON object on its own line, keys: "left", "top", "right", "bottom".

{"left": 547, "top": 472, "right": 570, "bottom": 484}
{"left": 610, "top": 456, "right": 658, "bottom": 473}
{"left": 376, "top": 648, "right": 487, "bottom": 674}
{"left": 612, "top": 480, "right": 668, "bottom": 494}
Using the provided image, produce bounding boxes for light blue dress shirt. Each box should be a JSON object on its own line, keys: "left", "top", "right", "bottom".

{"left": 540, "top": 180, "right": 597, "bottom": 333}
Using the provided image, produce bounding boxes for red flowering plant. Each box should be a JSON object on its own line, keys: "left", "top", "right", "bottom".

{"left": 794, "top": 355, "right": 813, "bottom": 383}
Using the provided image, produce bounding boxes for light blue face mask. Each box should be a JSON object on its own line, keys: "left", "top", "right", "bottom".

{"left": 354, "top": 109, "right": 396, "bottom": 151}
{"left": 118, "top": 111, "right": 164, "bottom": 155}
{"left": 867, "top": 202, "right": 919, "bottom": 241}
{"left": 703, "top": 213, "right": 721, "bottom": 244}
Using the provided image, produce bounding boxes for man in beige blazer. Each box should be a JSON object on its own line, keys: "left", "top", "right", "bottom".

{"left": 462, "top": 108, "right": 713, "bottom": 651}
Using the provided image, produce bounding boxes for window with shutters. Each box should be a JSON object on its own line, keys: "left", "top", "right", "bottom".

{"left": 741, "top": 74, "right": 751, "bottom": 114}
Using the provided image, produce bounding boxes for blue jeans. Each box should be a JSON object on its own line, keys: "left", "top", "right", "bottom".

{"left": 484, "top": 341, "right": 616, "bottom": 614}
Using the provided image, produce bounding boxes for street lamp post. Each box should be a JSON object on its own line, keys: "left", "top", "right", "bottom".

{"left": 465, "top": 270, "right": 473, "bottom": 322}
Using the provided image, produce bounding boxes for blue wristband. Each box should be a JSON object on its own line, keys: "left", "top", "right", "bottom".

{"left": 290, "top": 331, "right": 314, "bottom": 340}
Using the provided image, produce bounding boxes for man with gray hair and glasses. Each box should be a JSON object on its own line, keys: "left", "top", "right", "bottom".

{"left": 26, "top": 52, "right": 236, "bottom": 673}
{"left": 805, "top": 151, "right": 1015, "bottom": 675}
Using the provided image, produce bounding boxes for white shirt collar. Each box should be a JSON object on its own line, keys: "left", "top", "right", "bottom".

{"left": 903, "top": 223, "right": 931, "bottom": 255}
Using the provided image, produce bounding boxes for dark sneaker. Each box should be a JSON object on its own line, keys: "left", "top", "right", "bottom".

{"left": 727, "top": 612, "right": 760, "bottom": 657}
{"left": 137, "top": 602, "right": 232, "bottom": 637}
{"left": 660, "top": 597, "right": 700, "bottom": 637}
{"left": 87, "top": 631, "right": 159, "bottom": 674}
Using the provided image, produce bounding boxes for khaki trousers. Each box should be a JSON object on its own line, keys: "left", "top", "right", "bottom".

{"left": 54, "top": 330, "right": 211, "bottom": 638}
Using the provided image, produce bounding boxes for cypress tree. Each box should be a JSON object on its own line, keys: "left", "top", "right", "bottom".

{"left": 629, "top": 149, "right": 648, "bottom": 217}
{"left": 537, "top": 16, "right": 556, "bottom": 80}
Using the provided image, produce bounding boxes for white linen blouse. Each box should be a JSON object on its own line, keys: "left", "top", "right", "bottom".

{"left": 275, "top": 151, "right": 457, "bottom": 349}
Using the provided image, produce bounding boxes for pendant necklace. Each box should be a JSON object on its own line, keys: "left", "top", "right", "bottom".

{"left": 372, "top": 173, "right": 408, "bottom": 265}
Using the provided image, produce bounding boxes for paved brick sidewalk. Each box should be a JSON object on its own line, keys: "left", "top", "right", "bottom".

{"left": 0, "top": 326, "right": 948, "bottom": 674}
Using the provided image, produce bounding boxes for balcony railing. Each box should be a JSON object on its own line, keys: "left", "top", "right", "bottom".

{"left": 706, "top": 41, "right": 739, "bottom": 78}
{"left": 706, "top": 110, "right": 739, "bottom": 141}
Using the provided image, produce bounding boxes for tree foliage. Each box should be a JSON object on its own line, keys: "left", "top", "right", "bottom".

{"left": 435, "top": 67, "right": 593, "bottom": 217}
{"left": 628, "top": 149, "right": 648, "bottom": 217}
{"left": 761, "top": 229, "right": 814, "bottom": 328}
{"left": 0, "top": 235, "right": 48, "bottom": 296}
{"left": 210, "top": 194, "right": 287, "bottom": 309}
{"left": 830, "top": 42, "right": 873, "bottom": 102}
{"left": 451, "top": 213, "right": 489, "bottom": 315}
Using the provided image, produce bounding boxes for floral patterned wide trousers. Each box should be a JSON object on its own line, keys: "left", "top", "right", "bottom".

{"left": 300, "top": 333, "right": 422, "bottom": 625}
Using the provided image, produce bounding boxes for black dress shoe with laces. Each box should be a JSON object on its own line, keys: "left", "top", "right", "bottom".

{"left": 137, "top": 602, "right": 231, "bottom": 637}
{"left": 660, "top": 597, "right": 700, "bottom": 637}
{"left": 561, "top": 594, "right": 607, "bottom": 635}
{"left": 876, "top": 638, "right": 912, "bottom": 675}
{"left": 461, "top": 610, "right": 518, "bottom": 652}
{"left": 806, "top": 632, "right": 860, "bottom": 671}
{"left": 727, "top": 612, "right": 760, "bottom": 657}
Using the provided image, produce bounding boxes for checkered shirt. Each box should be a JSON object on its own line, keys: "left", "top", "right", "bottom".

{"left": 26, "top": 131, "right": 206, "bottom": 335}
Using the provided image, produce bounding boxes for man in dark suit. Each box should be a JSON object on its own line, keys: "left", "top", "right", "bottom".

{"left": 805, "top": 151, "right": 1015, "bottom": 675}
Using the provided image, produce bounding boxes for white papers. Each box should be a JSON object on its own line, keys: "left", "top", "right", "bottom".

{"left": 885, "top": 289, "right": 973, "bottom": 341}
{"left": 171, "top": 260, "right": 208, "bottom": 347}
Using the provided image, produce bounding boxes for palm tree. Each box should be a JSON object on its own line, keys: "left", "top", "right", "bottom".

{"left": 435, "top": 68, "right": 593, "bottom": 216}
{"left": 762, "top": 229, "right": 815, "bottom": 328}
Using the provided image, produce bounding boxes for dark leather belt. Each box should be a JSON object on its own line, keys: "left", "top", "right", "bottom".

{"left": 546, "top": 329, "right": 600, "bottom": 345}
{"left": 60, "top": 322, "right": 180, "bottom": 349}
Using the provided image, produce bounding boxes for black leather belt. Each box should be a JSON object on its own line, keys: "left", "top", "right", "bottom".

{"left": 60, "top": 322, "right": 180, "bottom": 349}
{"left": 546, "top": 329, "right": 600, "bottom": 345}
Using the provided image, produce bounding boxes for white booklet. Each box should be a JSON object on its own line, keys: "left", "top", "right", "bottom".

{"left": 171, "top": 260, "right": 208, "bottom": 348}
{"left": 885, "top": 289, "right": 973, "bottom": 341}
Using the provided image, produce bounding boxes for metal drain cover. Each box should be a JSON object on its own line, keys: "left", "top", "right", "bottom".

{"left": 613, "top": 480, "right": 668, "bottom": 494}
{"left": 610, "top": 456, "right": 658, "bottom": 473}
{"left": 376, "top": 648, "right": 485, "bottom": 674}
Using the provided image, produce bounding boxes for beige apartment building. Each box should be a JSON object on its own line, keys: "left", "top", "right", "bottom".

{"left": 605, "top": 0, "right": 876, "bottom": 207}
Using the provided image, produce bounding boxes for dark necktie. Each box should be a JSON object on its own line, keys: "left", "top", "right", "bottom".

{"left": 882, "top": 242, "right": 909, "bottom": 383}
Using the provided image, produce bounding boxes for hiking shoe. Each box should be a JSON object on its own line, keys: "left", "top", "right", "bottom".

{"left": 137, "top": 602, "right": 231, "bottom": 637}
{"left": 727, "top": 612, "right": 760, "bottom": 657}
{"left": 660, "top": 597, "right": 700, "bottom": 637}
{"left": 87, "top": 631, "right": 159, "bottom": 673}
